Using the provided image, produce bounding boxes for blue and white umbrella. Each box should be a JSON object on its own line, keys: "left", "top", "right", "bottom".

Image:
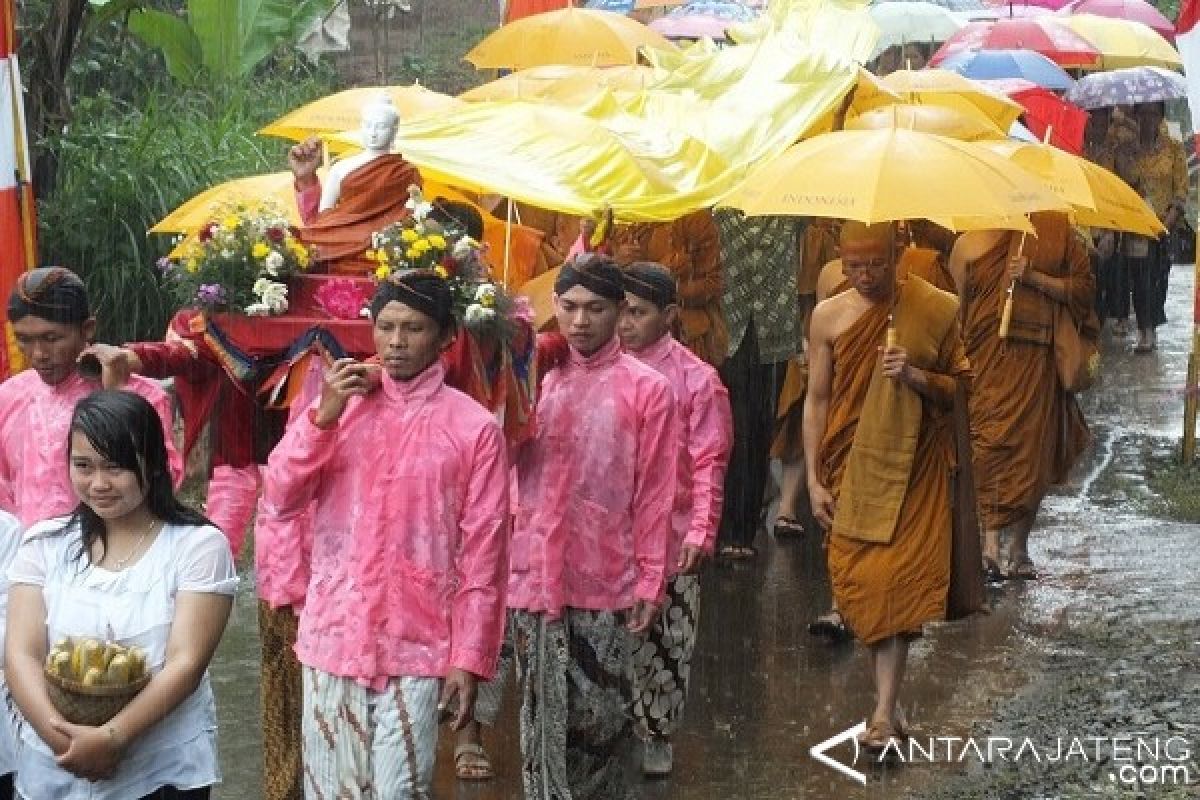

{"left": 939, "top": 48, "right": 1076, "bottom": 91}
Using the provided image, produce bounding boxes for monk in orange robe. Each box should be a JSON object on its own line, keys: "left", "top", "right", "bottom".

{"left": 611, "top": 210, "right": 727, "bottom": 367}
{"left": 948, "top": 212, "right": 1097, "bottom": 581}
{"left": 804, "top": 221, "right": 970, "bottom": 748}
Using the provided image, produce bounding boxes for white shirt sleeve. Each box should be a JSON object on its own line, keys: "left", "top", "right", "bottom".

{"left": 6, "top": 519, "right": 62, "bottom": 588}
{"left": 177, "top": 525, "right": 239, "bottom": 596}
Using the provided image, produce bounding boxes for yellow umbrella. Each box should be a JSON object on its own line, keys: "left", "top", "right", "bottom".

{"left": 1061, "top": 14, "right": 1182, "bottom": 71}
{"left": 257, "top": 85, "right": 462, "bottom": 146}
{"left": 720, "top": 127, "right": 1067, "bottom": 230}
{"left": 465, "top": 7, "right": 676, "bottom": 70}
{"left": 459, "top": 65, "right": 659, "bottom": 103}
{"left": 846, "top": 103, "right": 1008, "bottom": 142}
{"left": 980, "top": 139, "right": 1165, "bottom": 235}
{"left": 151, "top": 172, "right": 304, "bottom": 234}
{"left": 875, "top": 69, "right": 1024, "bottom": 131}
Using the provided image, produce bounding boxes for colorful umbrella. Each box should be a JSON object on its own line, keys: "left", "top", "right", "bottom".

{"left": 649, "top": 0, "right": 759, "bottom": 40}
{"left": 976, "top": 77, "right": 1087, "bottom": 153}
{"left": 465, "top": 7, "right": 675, "bottom": 70}
{"left": 879, "top": 0, "right": 987, "bottom": 10}
{"left": 980, "top": 139, "right": 1165, "bottom": 234}
{"left": 984, "top": 0, "right": 1069, "bottom": 11}
{"left": 878, "top": 68, "right": 1025, "bottom": 130}
{"left": 930, "top": 17, "right": 1102, "bottom": 67}
{"left": 720, "top": 127, "right": 1067, "bottom": 229}
{"left": 458, "top": 65, "right": 659, "bottom": 102}
{"left": 586, "top": 0, "right": 690, "bottom": 10}
{"left": 258, "top": 85, "right": 462, "bottom": 148}
{"left": 1060, "top": 14, "right": 1181, "bottom": 70}
{"left": 1058, "top": 0, "right": 1174, "bottom": 42}
{"left": 1064, "top": 65, "right": 1187, "bottom": 109}
{"left": 939, "top": 49, "right": 1076, "bottom": 90}
{"left": 869, "top": 2, "right": 965, "bottom": 58}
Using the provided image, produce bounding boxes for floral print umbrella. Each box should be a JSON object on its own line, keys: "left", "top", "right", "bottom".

{"left": 1064, "top": 66, "right": 1188, "bottom": 109}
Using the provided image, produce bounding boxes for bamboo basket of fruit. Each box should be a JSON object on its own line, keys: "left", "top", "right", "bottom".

{"left": 44, "top": 637, "right": 151, "bottom": 726}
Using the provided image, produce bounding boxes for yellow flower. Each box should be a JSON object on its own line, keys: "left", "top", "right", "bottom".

{"left": 252, "top": 242, "right": 271, "bottom": 259}
{"left": 375, "top": 249, "right": 389, "bottom": 264}
{"left": 222, "top": 215, "right": 240, "bottom": 230}
{"left": 435, "top": 266, "right": 449, "bottom": 279}
{"left": 365, "top": 249, "right": 377, "bottom": 262}
{"left": 481, "top": 294, "right": 495, "bottom": 308}
{"left": 406, "top": 247, "right": 420, "bottom": 261}
{"left": 427, "top": 234, "right": 447, "bottom": 249}
{"left": 297, "top": 251, "right": 311, "bottom": 269}
{"left": 375, "top": 266, "right": 392, "bottom": 280}
{"left": 400, "top": 229, "right": 420, "bottom": 243}
{"left": 185, "top": 259, "right": 200, "bottom": 274}
{"left": 413, "top": 240, "right": 431, "bottom": 254}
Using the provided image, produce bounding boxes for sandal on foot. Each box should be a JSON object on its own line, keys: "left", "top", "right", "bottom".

{"left": 808, "top": 610, "right": 853, "bottom": 642}
{"left": 1006, "top": 557, "right": 1038, "bottom": 581}
{"left": 455, "top": 743, "right": 494, "bottom": 781}
{"left": 773, "top": 516, "right": 807, "bottom": 537}
{"left": 982, "top": 556, "right": 1005, "bottom": 585}
{"left": 857, "top": 722, "right": 905, "bottom": 763}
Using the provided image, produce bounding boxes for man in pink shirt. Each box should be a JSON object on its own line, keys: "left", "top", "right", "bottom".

{"left": 509, "top": 254, "right": 677, "bottom": 800}
{"left": 618, "top": 262, "right": 733, "bottom": 777}
{"left": 262, "top": 271, "right": 510, "bottom": 798}
{"left": 0, "top": 267, "right": 182, "bottom": 527}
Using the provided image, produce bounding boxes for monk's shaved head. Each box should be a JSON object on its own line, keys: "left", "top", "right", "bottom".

{"left": 839, "top": 220, "right": 896, "bottom": 252}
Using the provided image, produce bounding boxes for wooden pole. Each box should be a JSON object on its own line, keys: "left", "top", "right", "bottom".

{"left": 1182, "top": 214, "right": 1200, "bottom": 463}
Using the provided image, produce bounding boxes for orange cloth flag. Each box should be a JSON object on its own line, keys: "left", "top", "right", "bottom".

{"left": 818, "top": 277, "right": 969, "bottom": 644}
{"left": 959, "top": 218, "right": 1096, "bottom": 532}
{"left": 297, "top": 155, "right": 422, "bottom": 276}
{"left": 1, "top": 0, "right": 36, "bottom": 378}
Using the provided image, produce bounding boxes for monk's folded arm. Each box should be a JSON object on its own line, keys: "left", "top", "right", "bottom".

{"left": 1019, "top": 270, "right": 1071, "bottom": 304}
{"left": 901, "top": 366, "right": 957, "bottom": 409}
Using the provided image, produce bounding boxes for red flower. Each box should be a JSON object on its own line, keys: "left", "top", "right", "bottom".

{"left": 440, "top": 255, "right": 457, "bottom": 275}
{"left": 266, "top": 227, "right": 285, "bottom": 243}
{"left": 198, "top": 222, "right": 216, "bottom": 242}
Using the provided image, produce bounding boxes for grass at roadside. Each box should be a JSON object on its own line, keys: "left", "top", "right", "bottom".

{"left": 1144, "top": 452, "right": 1200, "bottom": 523}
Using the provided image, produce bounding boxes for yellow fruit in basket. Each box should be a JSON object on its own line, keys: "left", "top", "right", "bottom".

{"left": 102, "top": 643, "right": 122, "bottom": 668}
{"left": 105, "top": 654, "right": 131, "bottom": 684}
{"left": 53, "top": 637, "right": 71, "bottom": 654}
{"left": 127, "top": 647, "right": 147, "bottom": 680}
{"left": 53, "top": 651, "right": 71, "bottom": 678}
{"left": 81, "top": 666, "right": 104, "bottom": 687}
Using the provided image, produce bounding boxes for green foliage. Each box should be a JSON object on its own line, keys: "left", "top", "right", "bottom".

{"left": 127, "top": 0, "right": 337, "bottom": 83}
{"left": 37, "top": 64, "right": 336, "bottom": 344}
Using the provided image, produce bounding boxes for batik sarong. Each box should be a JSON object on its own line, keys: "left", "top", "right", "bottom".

{"left": 630, "top": 575, "right": 700, "bottom": 739}
{"left": 301, "top": 668, "right": 440, "bottom": 800}
{"left": 512, "top": 608, "right": 636, "bottom": 800}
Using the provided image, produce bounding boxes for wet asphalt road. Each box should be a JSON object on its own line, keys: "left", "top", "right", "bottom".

{"left": 209, "top": 265, "right": 1200, "bottom": 798}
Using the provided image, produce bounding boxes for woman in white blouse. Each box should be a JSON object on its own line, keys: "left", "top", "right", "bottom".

{"left": 0, "top": 508, "right": 23, "bottom": 798}
{"left": 6, "top": 390, "right": 236, "bottom": 800}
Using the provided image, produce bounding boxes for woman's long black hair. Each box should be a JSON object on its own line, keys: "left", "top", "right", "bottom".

{"left": 61, "top": 390, "right": 212, "bottom": 566}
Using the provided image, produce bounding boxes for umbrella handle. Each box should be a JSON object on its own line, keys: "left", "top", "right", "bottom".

{"left": 998, "top": 231, "right": 1027, "bottom": 340}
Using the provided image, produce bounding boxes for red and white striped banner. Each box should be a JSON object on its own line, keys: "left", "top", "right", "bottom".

{"left": 1, "top": 0, "right": 36, "bottom": 377}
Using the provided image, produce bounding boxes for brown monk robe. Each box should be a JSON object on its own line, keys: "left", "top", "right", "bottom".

{"left": 805, "top": 221, "right": 970, "bottom": 746}
{"left": 611, "top": 210, "right": 728, "bottom": 366}
{"left": 297, "top": 154, "right": 423, "bottom": 275}
{"left": 948, "top": 212, "right": 1097, "bottom": 581}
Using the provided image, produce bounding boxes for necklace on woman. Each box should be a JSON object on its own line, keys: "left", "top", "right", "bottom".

{"left": 108, "top": 517, "right": 160, "bottom": 570}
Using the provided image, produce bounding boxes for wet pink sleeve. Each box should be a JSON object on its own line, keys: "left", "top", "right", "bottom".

{"left": 296, "top": 181, "right": 321, "bottom": 226}
{"left": 683, "top": 373, "right": 733, "bottom": 553}
{"left": 262, "top": 408, "right": 338, "bottom": 518}
{"left": 135, "top": 383, "right": 184, "bottom": 489}
{"left": 449, "top": 422, "right": 510, "bottom": 679}
{"left": 632, "top": 380, "right": 678, "bottom": 605}
{"left": 0, "top": 408, "right": 14, "bottom": 512}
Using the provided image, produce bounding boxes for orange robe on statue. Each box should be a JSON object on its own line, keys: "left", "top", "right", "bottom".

{"left": 818, "top": 278, "right": 970, "bottom": 645}
{"left": 958, "top": 217, "right": 1096, "bottom": 531}
{"left": 297, "top": 154, "right": 423, "bottom": 276}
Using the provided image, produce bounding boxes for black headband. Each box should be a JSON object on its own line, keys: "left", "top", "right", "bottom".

{"left": 8, "top": 267, "right": 90, "bottom": 325}
{"left": 369, "top": 270, "right": 454, "bottom": 329}
{"left": 555, "top": 255, "right": 625, "bottom": 304}
{"left": 622, "top": 262, "right": 677, "bottom": 309}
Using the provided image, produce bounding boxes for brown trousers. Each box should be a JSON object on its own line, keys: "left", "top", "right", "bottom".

{"left": 259, "top": 602, "right": 303, "bottom": 800}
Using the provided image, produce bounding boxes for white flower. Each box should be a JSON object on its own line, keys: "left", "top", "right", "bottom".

{"left": 464, "top": 303, "right": 496, "bottom": 326}
{"left": 453, "top": 236, "right": 480, "bottom": 260}
{"left": 252, "top": 279, "right": 289, "bottom": 314}
{"left": 405, "top": 185, "right": 433, "bottom": 222}
{"left": 245, "top": 302, "right": 271, "bottom": 316}
{"left": 474, "top": 283, "right": 497, "bottom": 303}
{"left": 221, "top": 249, "right": 235, "bottom": 259}
{"left": 265, "top": 251, "right": 284, "bottom": 275}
